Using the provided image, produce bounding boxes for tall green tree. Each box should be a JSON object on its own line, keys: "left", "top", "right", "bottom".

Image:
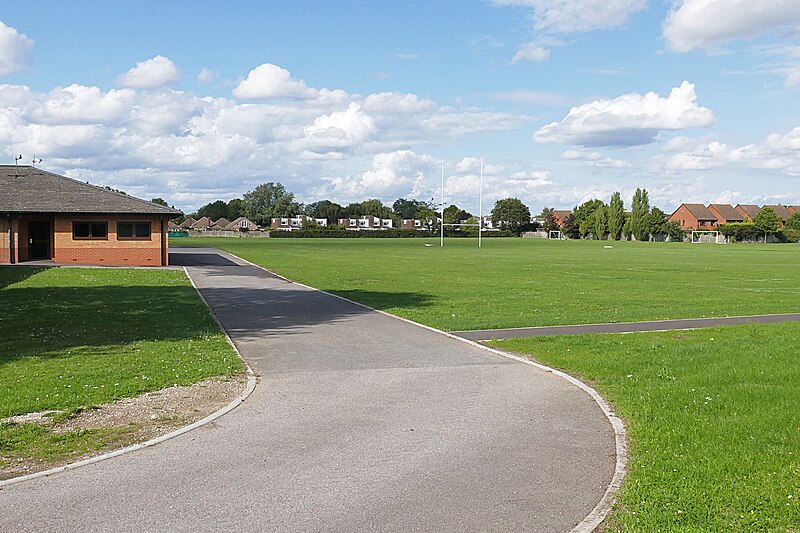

{"left": 607, "top": 192, "right": 625, "bottom": 240}
{"left": 393, "top": 198, "right": 425, "bottom": 219}
{"left": 197, "top": 200, "right": 230, "bottom": 221}
{"left": 592, "top": 206, "right": 608, "bottom": 239}
{"left": 630, "top": 188, "right": 650, "bottom": 241}
{"left": 305, "top": 200, "right": 344, "bottom": 223}
{"left": 443, "top": 204, "right": 471, "bottom": 225}
{"left": 491, "top": 198, "right": 531, "bottom": 234}
{"left": 646, "top": 207, "right": 669, "bottom": 239}
{"left": 359, "top": 199, "right": 394, "bottom": 219}
{"left": 785, "top": 211, "right": 800, "bottom": 231}
{"left": 227, "top": 198, "right": 244, "bottom": 220}
{"left": 572, "top": 199, "right": 604, "bottom": 238}
{"left": 539, "top": 207, "right": 557, "bottom": 232}
{"left": 242, "top": 182, "right": 300, "bottom": 225}
{"left": 754, "top": 207, "right": 782, "bottom": 239}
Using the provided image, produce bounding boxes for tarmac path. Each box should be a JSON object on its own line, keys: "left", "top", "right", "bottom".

{"left": 0, "top": 248, "right": 617, "bottom": 532}
{"left": 452, "top": 313, "right": 800, "bottom": 341}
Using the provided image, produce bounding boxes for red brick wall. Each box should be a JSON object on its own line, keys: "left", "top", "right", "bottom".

{"left": 668, "top": 205, "right": 701, "bottom": 230}
{"left": 52, "top": 215, "right": 166, "bottom": 266}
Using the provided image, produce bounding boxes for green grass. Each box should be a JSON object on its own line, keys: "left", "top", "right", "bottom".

{"left": 174, "top": 237, "right": 800, "bottom": 331}
{"left": 490, "top": 324, "right": 800, "bottom": 532}
{"left": 0, "top": 422, "right": 137, "bottom": 465}
{"left": 0, "top": 266, "right": 242, "bottom": 418}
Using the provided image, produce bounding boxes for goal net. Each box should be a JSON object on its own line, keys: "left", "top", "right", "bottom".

{"left": 548, "top": 230, "right": 563, "bottom": 240}
{"left": 691, "top": 230, "right": 722, "bottom": 244}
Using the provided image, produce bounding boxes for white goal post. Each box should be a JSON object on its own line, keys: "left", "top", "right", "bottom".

{"left": 691, "top": 230, "right": 723, "bottom": 244}
{"left": 548, "top": 230, "right": 563, "bottom": 240}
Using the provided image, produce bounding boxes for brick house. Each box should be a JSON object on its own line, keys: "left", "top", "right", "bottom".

{"left": 1, "top": 166, "right": 180, "bottom": 266}
{"left": 224, "top": 216, "right": 259, "bottom": 231}
{"left": 552, "top": 210, "right": 573, "bottom": 228}
{"left": 762, "top": 205, "right": 794, "bottom": 224}
{"left": 337, "top": 216, "right": 393, "bottom": 230}
{"left": 271, "top": 215, "right": 327, "bottom": 231}
{"left": 734, "top": 204, "right": 761, "bottom": 222}
{"left": 668, "top": 204, "right": 718, "bottom": 230}
{"left": 707, "top": 204, "right": 744, "bottom": 225}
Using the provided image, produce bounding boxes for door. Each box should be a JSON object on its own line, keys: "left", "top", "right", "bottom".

{"left": 28, "top": 221, "right": 50, "bottom": 259}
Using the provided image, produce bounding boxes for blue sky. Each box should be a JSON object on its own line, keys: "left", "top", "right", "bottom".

{"left": 1, "top": 0, "right": 799, "bottom": 214}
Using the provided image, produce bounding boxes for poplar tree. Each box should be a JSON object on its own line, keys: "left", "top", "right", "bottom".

{"left": 630, "top": 188, "right": 650, "bottom": 241}
{"left": 607, "top": 192, "right": 625, "bottom": 240}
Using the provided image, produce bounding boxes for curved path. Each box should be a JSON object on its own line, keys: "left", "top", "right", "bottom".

{"left": 0, "top": 248, "right": 616, "bottom": 532}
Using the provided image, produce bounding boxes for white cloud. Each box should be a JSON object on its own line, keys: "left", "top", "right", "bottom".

{"left": 0, "top": 21, "right": 33, "bottom": 76}
{"left": 507, "top": 170, "right": 554, "bottom": 186}
{"left": 560, "top": 148, "right": 631, "bottom": 168}
{"left": 663, "top": 0, "right": 800, "bottom": 52}
{"left": 232, "top": 63, "right": 317, "bottom": 100}
{"left": 197, "top": 67, "right": 218, "bottom": 85}
{"left": 454, "top": 157, "right": 504, "bottom": 174}
{"left": 293, "top": 102, "right": 376, "bottom": 157}
{"left": 534, "top": 81, "right": 715, "bottom": 147}
{"left": 34, "top": 84, "right": 136, "bottom": 125}
{"left": 115, "top": 55, "right": 180, "bottom": 89}
{"left": 494, "top": 0, "right": 647, "bottom": 33}
{"left": 511, "top": 44, "right": 550, "bottom": 63}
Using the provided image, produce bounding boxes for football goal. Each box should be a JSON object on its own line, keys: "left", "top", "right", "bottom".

{"left": 691, "top": 230, "right": 723, "bottom": 244}
{"left": 548, "top": 230, "right": 563, "bottom": 240}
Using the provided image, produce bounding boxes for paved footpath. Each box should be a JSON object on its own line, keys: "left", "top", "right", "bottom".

{"left": 0, "top": 248, "right": 616, "bottom": 532}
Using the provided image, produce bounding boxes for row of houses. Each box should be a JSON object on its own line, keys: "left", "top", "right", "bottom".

{"left": 170, "top": 215, "right": 259, "bottom": 232}
{"left": 668, "top": 204, "right": 799, "bottom": 230}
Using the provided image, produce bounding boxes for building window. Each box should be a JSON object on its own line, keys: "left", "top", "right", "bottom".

{"left": 117, "top": 222, "right": 151, "bottom": 239}
{"left": 73, "top": 221, "right": 108, "bottom": 239}
{"left": 699, "top": 221, "right": 707, "bottom": 227}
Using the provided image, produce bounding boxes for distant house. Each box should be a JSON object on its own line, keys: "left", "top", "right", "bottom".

{"left": 168, "top": 220, "right": 180, "bottom": 232}
{"left": 337, "top": 216, "right": 392, "bottom": 230}
{"left": 552, "top": 210, "right": 573, "bottom": 228}
{"left": 211, "top": 217, "right": 231, "bottom": 230}
{"left": 789, "top": 206, "right": 799, "bottom": 214}
{"left": 707, "top": 204, "right": 744, "bottom": 225}
{"left": 191, "top": 216, "right": 214, "bottom": 231}
{"left": 0, "top": 166, "right": 180, "bottom": 266}
{"left": 762, "top": 205, "right": 794, "bottom": 224}
{"left": 735, "top": 204, "right": 761, "bottom": 222}
{"left": 668, "top": 204, "right": 718, "bottom": 230}
{"left": 271, "top": 215, "right": 327, "bottom": 231}
{"left": 224, "top": 217, "right": 259, "bottom": 231}
{"left": 401, "top": 218, "right": 424, "bottom": 230}
{"left": 481, "top": 215, "right": 495, "bottom": 229}
{"left": 177, "top": 216, "right": 196, "bottom": 229}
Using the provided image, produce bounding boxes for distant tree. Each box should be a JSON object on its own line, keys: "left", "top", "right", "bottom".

{"left": 461, "top": 216, "right": 479, "bottom": 236}
{"left": 491, "top": 198, "right": 531, "bottom": 235}
{"left": 415, "top": 203, "right": 439, "bottom": 232}
{"left": 442, "top": 204, "right": 471, "bottom": 225}
{"left": 360, "top": 199, "right": 394, "bottom": 219}
{"left": 572, "top": 199, "right": 605, "bottom": 238}
{"left": 646, "top": 207, "right": 670, "bottom": 238}
{"left": 227, "top": 198, "right": 244, "bottom": 220}
{"left": 785, "top": 211, "right": 800, "bottom": 231}
{"left": 630, "top": 188, "right": 650, "bottom": 241}
{"left": 305, "top": 200, "right": 345, "bottom": 223}
{"left": 392, "top": 198, "right": 421, "bottom": 219}
{"left": 664, "top": 220, "right": 685, "bottom": 242}
{"left": 562, "top": 213, "right": 579, "bottom": 239}
{"left": 754, "top": 207, "right": 782, "bottom": 239}
{"left": 539, "top": 207, "right": 558, "bottom": 232}
{"left": 607, "top": 192, "right": 625, "bottom": 240}
{"left": 151, "top": 197, "right": 168, "bottom": 206}
{"left": 242, "top": 182, "right": 300, "bottom": 225}
{"left": 197, "top": 200, "right": 230, "bottom": 221}
{"left": 591, "top": 206, "right": 608, "bottom": 239}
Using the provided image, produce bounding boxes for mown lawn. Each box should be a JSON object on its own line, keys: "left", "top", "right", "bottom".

{"left": 0, "top": 266, "right": 242, "bottom": 469}
{"left": 490, "top": 324, "right": 800, "bottom": 532}
{"left": 174, "top": 237, "right": 800, "bottom": 331}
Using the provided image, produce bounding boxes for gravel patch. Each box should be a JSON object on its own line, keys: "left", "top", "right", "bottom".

{"left": 1, "top": 375, "right": 247, "bottom": 480}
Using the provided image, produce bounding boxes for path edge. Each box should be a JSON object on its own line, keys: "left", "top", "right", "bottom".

{"left": 226, "top": 250, "right": 627, "bottom": 533}
{"left": 0, "top": 267, "right": 257, "bottom": 490}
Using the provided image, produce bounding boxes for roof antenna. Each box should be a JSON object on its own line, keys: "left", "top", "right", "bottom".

{"left": 14, "top": 154, "right": 22, "bottom": 178}
{"left": 32, "top": 154, "right": 42, "bottom": 168}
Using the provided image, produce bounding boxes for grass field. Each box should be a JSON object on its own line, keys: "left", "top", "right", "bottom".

{"left": 490, "top": 325, "right": 800, "bottom": 532}
{"left": 174, "top": 237, "right": 800, "bottom": 331}
{"left": 0, "top": 266, "right": 242, "bottom": 468}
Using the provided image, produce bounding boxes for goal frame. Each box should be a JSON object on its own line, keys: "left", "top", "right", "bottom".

{"left": 548, "top": 230, "right": 563, "bottom": 240}
{"left": 691, "top": 230, "right": 723, "bottom": 244}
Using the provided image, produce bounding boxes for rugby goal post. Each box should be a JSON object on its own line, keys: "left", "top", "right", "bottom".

{"left": 691, "top": 230, "right": 723, "bottom": 244}
{"left": 548, "top": 230, "right": 563, "bottom": 240}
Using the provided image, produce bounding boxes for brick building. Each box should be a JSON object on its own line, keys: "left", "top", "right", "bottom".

{"left": 668, "top": 204, "right": 718, "bottom": 230}
{"left": 1, "top": 166, "right": 180, "bottom": 266}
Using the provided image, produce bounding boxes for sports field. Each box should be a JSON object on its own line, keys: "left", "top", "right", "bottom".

{"left": 177, "top": 236, "right": 800, "bottom": 530}
{"left": 175, "top": 237, "right": 800, "bottom": 331}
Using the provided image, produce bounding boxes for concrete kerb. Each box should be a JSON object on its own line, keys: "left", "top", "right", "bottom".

{"left": 0, "top": 266, "right": 257, "bottom": 490}
{"left": 223, "top": 250, "right": 628, "bottom": 533}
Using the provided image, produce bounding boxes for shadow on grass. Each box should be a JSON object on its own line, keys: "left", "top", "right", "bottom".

{"left": 0, "top": 266, "right": 50, "bottom": 289}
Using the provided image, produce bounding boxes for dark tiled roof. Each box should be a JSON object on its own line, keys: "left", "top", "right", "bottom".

{"left": 708, "top": 204, "right": 743, "bottom": 222}
{"left": 0, "top": 166, "right": 180, "bottom": 215}
{"left": 213, "top": 217, "right": 231, "bottom": 228}
{"left": 192, "top": 216, "right": 213, "bottom": 228}
{"left": 178, "top": 216, "right": 196, "bottom": 229}
{"left": 736, "top": 204, "right": 761, "bottom": 219}
{"left": 762, "top": 205, "right": 793, "bottom": 221}
{"left": 554, "top": 210, "right": 572, "bottom": 219}
{"left": 682, "top": 203, "right": 717, "bottom": 221}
